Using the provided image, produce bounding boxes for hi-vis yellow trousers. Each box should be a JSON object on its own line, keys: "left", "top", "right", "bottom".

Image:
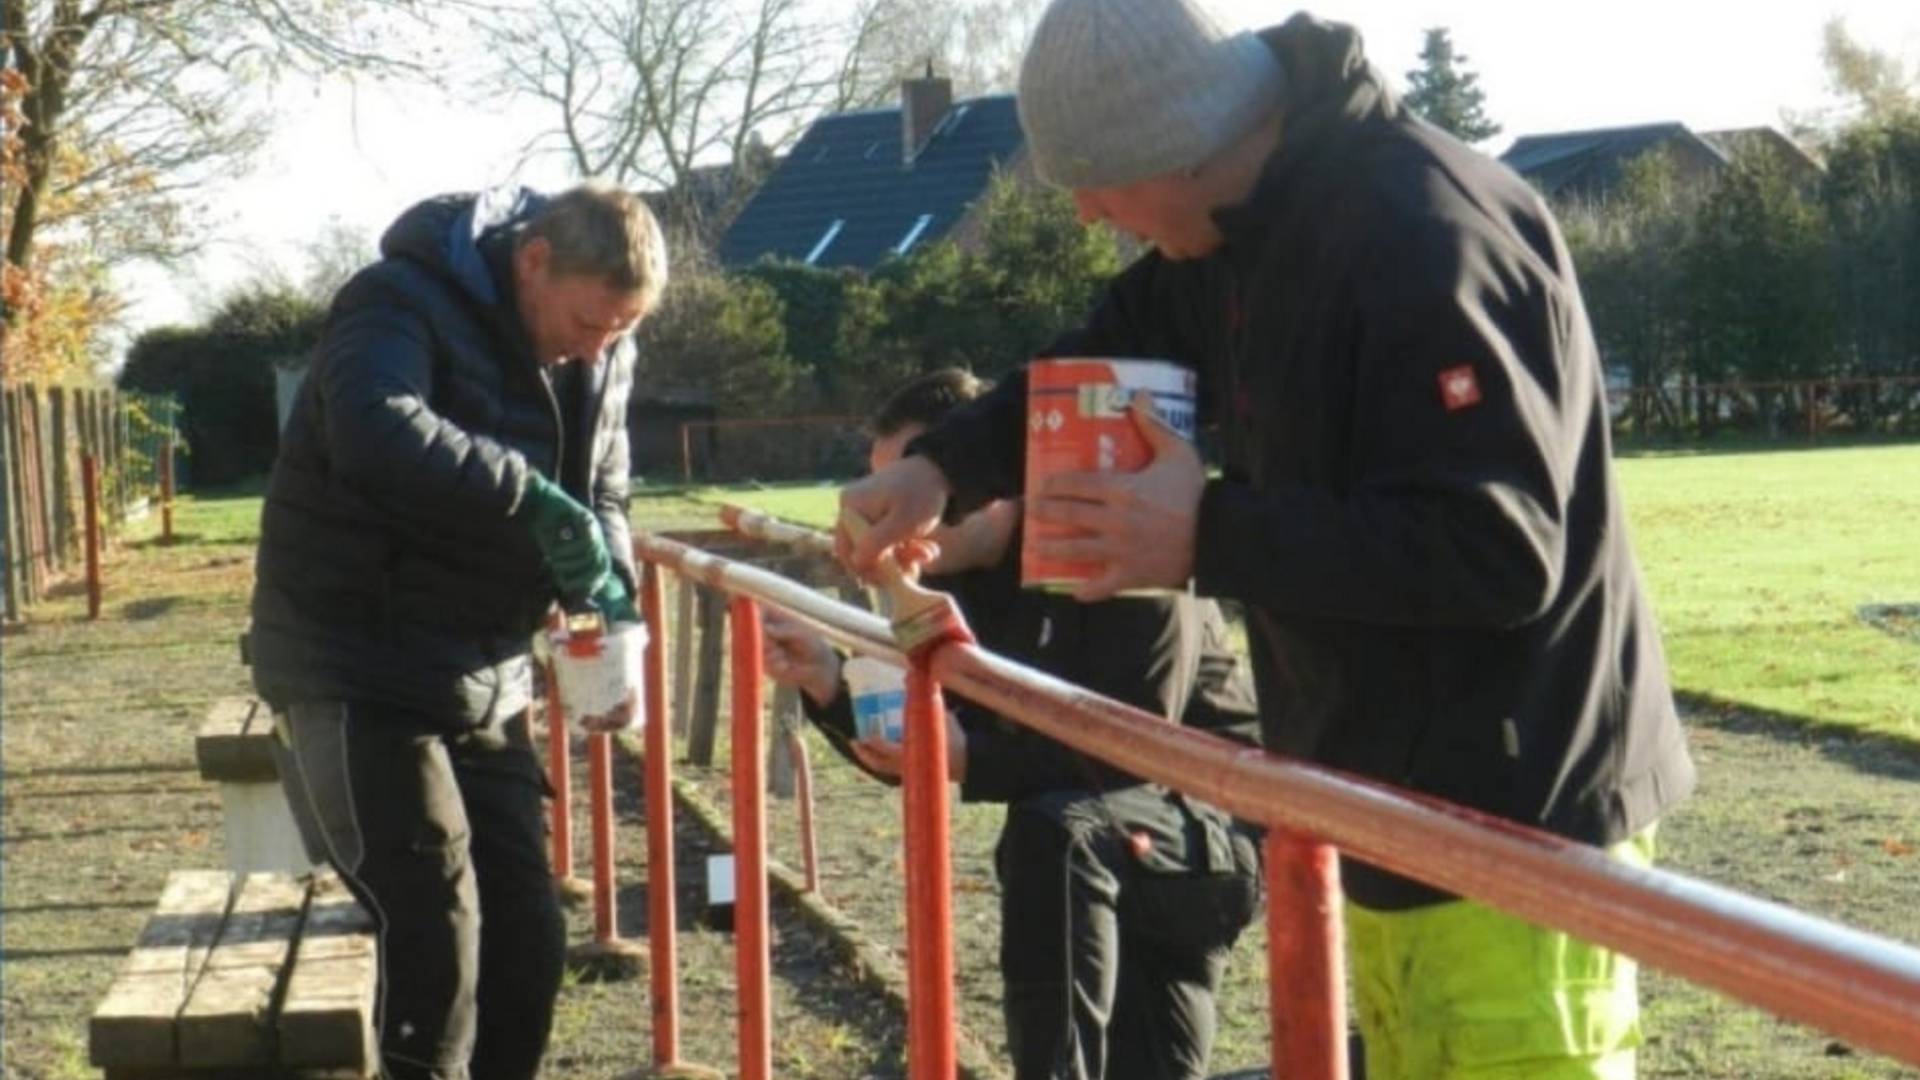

{"left": 1345, "top": 829, "right": 1656, "bottom": 1080}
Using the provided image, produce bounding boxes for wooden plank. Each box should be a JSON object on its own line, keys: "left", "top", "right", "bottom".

{"left": 28, "top": 386, "right": 54, "bottom": 579}
{"left": 671, "top": 572, "right": 696, "bottom": 737}
{"left": 19, "top": 387, "right": 46, "bottom": 594}
{"left": 49, "top": 387, "right": 72, "bottom": 565}
{"left": 107, "top": 390, "right": 126, "bottom": 521}
{"left": 1, "top": 389, "right": 17, "bottom": 621}
{"left": 767, "top": 684, "right": 800, "bottom": 799}
{"left": 686, "top": 585, "right": 726, "bottom": 766}
{"left": 196, "top": 697, "right": 278, "bottom": 782}
{"left": 89, "top": 870, "right": 235, "bottom": 1068}
{"left": 277, "top": 874, "right": 377, "bottom": 1072}
{"left": 177, "top": 872, "right": 308, "bottom": 1067}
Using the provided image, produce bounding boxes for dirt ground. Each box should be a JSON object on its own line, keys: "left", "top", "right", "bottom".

{"left": 4, "top": 517, "right": 1919, "bottom": 1078}
{"left": 682, "top": 694, "right": 1920, "bottom": 1080}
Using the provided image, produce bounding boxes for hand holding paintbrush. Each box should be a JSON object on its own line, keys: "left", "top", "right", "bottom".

{"left": 838, "top": 507, "right": 973, "bottom": 655}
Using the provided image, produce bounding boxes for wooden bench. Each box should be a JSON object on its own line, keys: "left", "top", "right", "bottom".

{"left": 90, "top": 870, "right": 378, "bottom": 1077}
{"left": 196, "top": 697, "right": 315, "bottom": 875}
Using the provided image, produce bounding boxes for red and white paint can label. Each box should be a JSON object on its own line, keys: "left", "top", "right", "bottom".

{"left": 1021, "top": 358, "right": 1196, "bottom": 591}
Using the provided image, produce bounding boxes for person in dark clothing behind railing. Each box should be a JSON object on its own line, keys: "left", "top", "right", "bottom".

{"left": 834, "top": 2, "right": 1697, "bottom": 1077}
{"left": 249, "top": 183, "right": 665, "bottom": 1080}
{"left": 762, "top": 368, "right": 1263, "bottom": 1080}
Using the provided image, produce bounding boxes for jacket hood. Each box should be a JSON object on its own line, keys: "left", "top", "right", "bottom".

{"left": 378, "top": 187, "right": 552, "bottom": 307}
{"left": 1210, "top": 15, "right": 1400, "bottom": 249}
{"left": 1258, "top": 14, "right": 1398, "bottom": 137}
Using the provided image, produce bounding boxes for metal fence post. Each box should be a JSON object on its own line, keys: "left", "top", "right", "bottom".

{"left": 641, "top": 563, "right": 685, "bottom": 1068}
{"left": 1267, "top": 829, "right": 1348, "bottom": 1080}
{"left": 83, "top": 454, "right": 101, "bottom": 619}
{"left": 729, "top": 596, "right": 772, "bottom": 1080}
{"left": 903, "top": 657, "right": 957, "bottom": 1080}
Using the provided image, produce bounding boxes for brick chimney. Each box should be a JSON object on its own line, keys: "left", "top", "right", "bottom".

{"left": 900, "top": 61, "right": 952, "bottom": 166}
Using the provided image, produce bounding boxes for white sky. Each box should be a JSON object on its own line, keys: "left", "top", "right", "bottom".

{"left": 112, "top": 0, "right": 1920, "bottom": 342}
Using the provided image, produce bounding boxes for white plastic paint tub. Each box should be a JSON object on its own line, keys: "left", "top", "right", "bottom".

{"left": 549, "top": 613, "right": 649, "bottom": 733}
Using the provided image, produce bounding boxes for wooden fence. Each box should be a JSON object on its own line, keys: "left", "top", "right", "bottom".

{"left": 0, "top": 384, "right": 171, "bottom": 621}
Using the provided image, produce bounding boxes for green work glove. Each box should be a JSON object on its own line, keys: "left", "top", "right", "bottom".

{"left": 590, "top": 571, "right": 639, "bottom": 625}
{"left": 518, "top": 473, "right": 610, "bottom": 602}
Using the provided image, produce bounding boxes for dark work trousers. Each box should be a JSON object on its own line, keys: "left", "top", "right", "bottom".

{"left": 996, "top": 789, "right": 1263, "bottom": 1080}
{"left": 271, "top": 700, "right": 566, "bottom": 1080}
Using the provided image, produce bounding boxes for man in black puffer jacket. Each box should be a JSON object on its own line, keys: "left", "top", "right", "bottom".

{"left": 837, "top": 3, "right": 1695, "bottom": 1078}
{"left": 249, "top": 184, "right": 666, "bottom": 1080}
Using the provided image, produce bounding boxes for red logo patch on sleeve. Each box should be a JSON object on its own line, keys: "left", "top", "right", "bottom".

{"left": 1438, "top": 365, "right": 1482, "bottom": 412}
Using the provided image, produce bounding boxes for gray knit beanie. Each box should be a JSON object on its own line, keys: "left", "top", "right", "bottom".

{"left": 1017, "top": 0, "right": 1285, "bottom": 188}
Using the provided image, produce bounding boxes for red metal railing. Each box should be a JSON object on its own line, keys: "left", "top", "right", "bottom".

{"left": 730, "top": 596, "right": 774, "bottom": 1077}
{"left": 547, "top": 509, "right": 1920, "bottom": 1076}
{"left": 696, "top": 507, "right": 1920, "bottom": 1076}
{"left": 639, "top": 562, "right": 687, "bottom": 1067}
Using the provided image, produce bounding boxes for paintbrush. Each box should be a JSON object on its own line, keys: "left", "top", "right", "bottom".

{"left": 838, "top": 507, "right": 974, "bottom": 655}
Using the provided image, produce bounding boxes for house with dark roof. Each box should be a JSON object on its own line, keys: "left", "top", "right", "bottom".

{"left": 1499, "top": 122, "right": 1822, "bottom": 203}
{"left": 718, "top": 75, "right": 1028, "bottom": 270}
{"left": 1499, "top": 123, "right": 1727, "bottom": 201}
{"left": 1698, "top": 126, "right": 1825, "bottom": 190}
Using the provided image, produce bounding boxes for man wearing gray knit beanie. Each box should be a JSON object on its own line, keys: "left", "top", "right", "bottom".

{"left": 840, "top": 3, "right": 1693, "bottom": 1080}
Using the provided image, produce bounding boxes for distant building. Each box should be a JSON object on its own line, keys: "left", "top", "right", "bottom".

{"left": 719, "top": 74, "right": 1029, "bottom": 270}
{"left": 1499, "top": 122, "right": 1822, "bottom": 203}
{"left": 1500, "top": 122, "right": 1728, "bottom": 202}
{"left": 1698, "top": 126, "right": 1825, "bottom": 191}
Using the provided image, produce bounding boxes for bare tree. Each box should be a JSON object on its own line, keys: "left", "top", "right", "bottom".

{"left": 832, "top": 0, "right": 1038, "bottom": 109}
{"left": 2, "top": 0, "right": 442, "bottom": 281}
{"left": 297, "top": 217, "right": 377, "bottom": 302}
{"left": 484, "top": 0, "right": 1038, "bottom": 246}
{"left": 1821, "top": 17, "right": 1916, "bottom": 125}
{"left": 485, "top": 0, "right": 839, "bottom": 240}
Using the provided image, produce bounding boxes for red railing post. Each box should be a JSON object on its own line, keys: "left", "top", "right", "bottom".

{"left": 570, "top": 722, "right": 647, "bottom": 977}
{"left": 160, "top": 436, "right": 175, "bottom": 544}
{"left": 82, "top": 453, "right": 101, "bottom": 619}
{"left": 1267, "top": 829, "right": 1348, "bottom": 1080}
{"left": 589, "top": 731, "right": 618, "bottom": 939}
{"left": 641, "top": 563, "right": 685, "bottom": 1066}
{"left": 903, "top": 657, "right": 957, "bottom": 1080}
{"left": 730, "top": 596, "right": 772, "bottom": 1080}
{"left": 545, "top": 656, "right": 586, "bottom": 900}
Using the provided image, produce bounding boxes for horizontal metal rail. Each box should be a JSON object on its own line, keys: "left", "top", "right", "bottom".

{"left": 703, "top": 509, "right": 1920, "bottom": 1067}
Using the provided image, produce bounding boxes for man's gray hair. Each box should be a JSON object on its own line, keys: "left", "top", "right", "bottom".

{"left": 521, "top": 183, "right": 670, "bottom": 306}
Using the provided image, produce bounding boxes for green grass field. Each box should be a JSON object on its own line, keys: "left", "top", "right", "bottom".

{"left": 687, "top": 442, "right": 1920, "bottom": 744}
{"left": 7, "top": 443, "right": 1915, "bottom": 1079}
{"left": 1615, "top": 443, "right": 1920, "bottom": 741}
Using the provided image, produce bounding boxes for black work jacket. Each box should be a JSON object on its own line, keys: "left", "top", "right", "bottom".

{"left": 249, "top": 189, "right": 638, "bottom": 728}
{"left": 805, "top": 528, "right": 1262, "bottom": 875}
{"left": 908, "top": 16, "right": 1695, "bottom": 907}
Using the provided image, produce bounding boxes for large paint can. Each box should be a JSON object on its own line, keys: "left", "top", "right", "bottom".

{"left": 1021, "top": 358, "right": 1196, "bottom": 591}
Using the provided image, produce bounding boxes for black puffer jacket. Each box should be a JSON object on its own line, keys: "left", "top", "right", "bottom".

{"left": 910, "top": 17, "right": 1694, "bottom": 908}
{"left": 250, "top": 188, "right": 638, "bottom": 727}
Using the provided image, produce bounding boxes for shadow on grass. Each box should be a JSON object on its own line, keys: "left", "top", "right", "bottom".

{"left": 5, "top": 784, "right": 205, "bottom": 801}
{"left": 3, "top": 822, "right": 190, "bottom": 844}
{"left": 602, "top": 768, "right": 915, "bottom": 1077}
{"left": 1, "top": 763, "right": 197, "bottom": 780}
{"left": 1, "top": 898, "right": 152, "bottom": 916}
{"left": 1680, "top": 691, "right": 1920, "bottom": 785}
{"left": 3, "top": 944, "right": 141, "bottom": 961}
{"left": 1859, "top": 603, "right": 1920, "bottom": 644}
{"left": 122, "top": 596, "right": 182, "bottom": 621}
{"left": 127, "top": 532, "right": 203, "bottom": 550}
{"left": 1614, "top": 432, "right": 1920, "bottom": 460}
